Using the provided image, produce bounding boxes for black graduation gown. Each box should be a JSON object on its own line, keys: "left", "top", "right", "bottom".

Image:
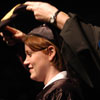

{"left": 36, "top": 79, "right": 84, "bottom": 100}
{"left": 60, "top": 13, "right": 100, "bottom": 100}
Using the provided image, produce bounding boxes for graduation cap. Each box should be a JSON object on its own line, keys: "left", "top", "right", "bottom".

{"left": 0, "top": 4, "right": 43, "bottom": 33}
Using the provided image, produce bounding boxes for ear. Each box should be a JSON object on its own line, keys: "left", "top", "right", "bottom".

{"left": 47, "top": 45, "right": 56, "bottom": 61}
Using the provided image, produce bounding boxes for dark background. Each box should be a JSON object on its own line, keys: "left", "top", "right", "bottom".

{"left": 0, "top": 0, "right": 100, "bottom": 100}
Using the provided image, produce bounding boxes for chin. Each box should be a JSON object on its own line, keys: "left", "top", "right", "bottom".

{"left": 30, "top": 74, "right": 36, "bottom": 80}
{"left": 30, "top": 75, "right": 38, "bottom": 81}
{"left": 30, "top": 75, "right": 43, "bottom": 82}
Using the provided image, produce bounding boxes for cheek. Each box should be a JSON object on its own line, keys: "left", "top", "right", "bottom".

{"left": 30, "top": 63, "right": 47, "bottom": 82}
{"left": 31, "top": 52, "right": 49, "bottom": 68}
{"left": 29, "top": 52, "right": 49, "bottom": 81}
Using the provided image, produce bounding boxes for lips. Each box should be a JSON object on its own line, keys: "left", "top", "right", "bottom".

{"left": 28, "top": 65, "right": 34, "bottom": 72}
{"left": 29, "top": 68, "right": 35, "bottom": 74}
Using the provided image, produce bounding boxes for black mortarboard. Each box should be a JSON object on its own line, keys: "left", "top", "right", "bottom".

{"left": 0, "top": 4, "right": 43, "bottom": 33}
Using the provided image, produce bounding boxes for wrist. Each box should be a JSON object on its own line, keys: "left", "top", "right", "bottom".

{"left": 49, "top": 10, "right": 60, "bottom": 24}
{"left": 56, "top": 11, "right": 70, "bottom": 29}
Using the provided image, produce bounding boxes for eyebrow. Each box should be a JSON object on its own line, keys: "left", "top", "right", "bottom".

{"left": 25, "top": 50, "right": 32, "bottom": 54}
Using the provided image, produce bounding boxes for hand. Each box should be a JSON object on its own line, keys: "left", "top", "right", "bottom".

{"left": 24, "top": 1, "right": 70, "bottom": 29}
{"left": 0, "top": 26, "right": 25, "bottom": 46}
{"left": 24, "top": 1, "right": 58, "bottom": 22}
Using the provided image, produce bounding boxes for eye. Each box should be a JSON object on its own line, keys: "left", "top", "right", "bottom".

{"left": 27, "top": 52, "right": 32, "bottom": 57}
{"left": 25, "top": 51, "right": 32, "bottom": 57}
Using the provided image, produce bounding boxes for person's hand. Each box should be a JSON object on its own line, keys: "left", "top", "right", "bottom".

{"left": 24, "top": 1, "right": 70, "bottom": 29}
{"left": 24, "top": 1, "right": 58, "bottom": 23}
{"left": 0, "top": 26, "right": 25, "bottom": 46}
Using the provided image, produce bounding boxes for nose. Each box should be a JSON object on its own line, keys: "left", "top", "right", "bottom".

{"left": 23, "top": 57, "right": 30, "bottom": 70}
{"left": 23, "top": 57, "right": 29, "bottom": 66}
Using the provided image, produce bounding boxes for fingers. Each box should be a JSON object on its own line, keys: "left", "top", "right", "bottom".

{"left": 5, "top": 26, "right": 25, "bottom": 39}
{"left": 26, "top": 6, "right": 33, "bottom": 11}
{"left": 0, "top": 26, "right": 25, "bottom": 46}
{"left": 24, "top": 1, "right": 37, "bottom": 11}
{"left": 0, "top": 32, "right": 3, "bottom": 37}
{"left": 0, "top": 31, "right": 16, "bottom": 46}
{"left": 0, "top": 32, "right": 6, "bottom": 41}
{"left": 24, "top": 1, "right": 44, "bottom": 11}
{"left": 5, "top": 26, "right": 21, "bottom": 34}
{"left": 24, "top": 1, "right": 34, "bottom": 6}
{"left": 24, "top": 1, "right": 36, "bottom": 9}
{"left": 4, "top": 37, "right": 16, "bottom": 46}
{"left": 0, "top": 32, "right": 5, "bottom": 42}
{"left": 24, "top": 1, "right": 40, "bottom": 6}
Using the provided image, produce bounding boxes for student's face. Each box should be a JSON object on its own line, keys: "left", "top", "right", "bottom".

{"left": 24, "top": 44, "right": 50, "bottom": 82}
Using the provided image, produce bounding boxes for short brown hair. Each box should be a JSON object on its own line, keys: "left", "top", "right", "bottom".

{"left": 22, "top": 35, "right": 64, "bottom": 71}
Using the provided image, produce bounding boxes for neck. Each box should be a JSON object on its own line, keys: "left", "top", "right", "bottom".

{"left": 44, "top": 65, "right": 60, "bottom": 85}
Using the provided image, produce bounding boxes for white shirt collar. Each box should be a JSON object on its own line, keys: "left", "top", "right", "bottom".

{"left": 43, "top": 71, "right": 67, "bottom": 89}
